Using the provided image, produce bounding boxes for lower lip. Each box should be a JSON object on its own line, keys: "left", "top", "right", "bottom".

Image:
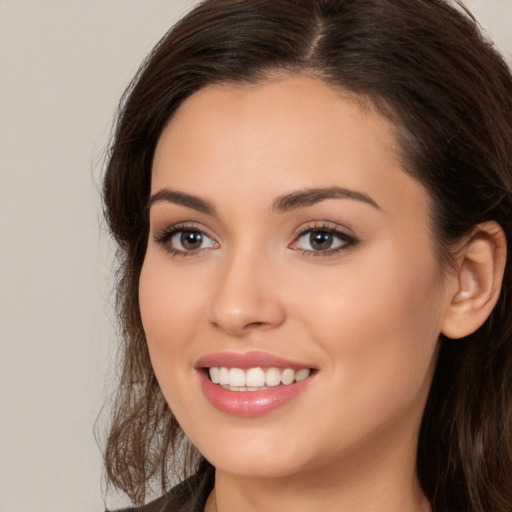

{"left": 199, "top": 371, "right": 312, "bottom": 416}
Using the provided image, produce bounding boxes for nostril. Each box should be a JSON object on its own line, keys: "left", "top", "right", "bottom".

{"left": 247, "top": 321, "right": 265, "bottom": 328}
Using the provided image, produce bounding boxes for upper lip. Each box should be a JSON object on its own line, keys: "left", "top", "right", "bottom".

{"left": 196, "top": 351, "right": 314, "bottom": 370}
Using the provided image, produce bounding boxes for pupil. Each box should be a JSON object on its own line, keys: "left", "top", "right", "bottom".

{"left": 181, "top": 231, "right": 202, "bottom": 250}
{"left": 310, "top": 231, "right": 333, "bottom": 250}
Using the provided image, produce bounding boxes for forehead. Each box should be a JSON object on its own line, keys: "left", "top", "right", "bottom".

{"left": 151, "top": 75, "right": 429, "bottom": 218}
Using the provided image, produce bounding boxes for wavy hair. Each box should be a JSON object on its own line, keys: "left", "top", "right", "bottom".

{"left": 102, "top": 1, "right": 512, "bottom": 510}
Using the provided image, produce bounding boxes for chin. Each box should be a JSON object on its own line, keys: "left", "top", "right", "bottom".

{"left": 208, "top": 452, "right": 308, "bottom": 480}
{"left": 190, "top": 425, "right": 315, "bottom": 479}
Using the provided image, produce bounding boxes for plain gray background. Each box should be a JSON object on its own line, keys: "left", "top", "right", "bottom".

{"left": 0, "top": 1, "right": 510, "bottom": 511}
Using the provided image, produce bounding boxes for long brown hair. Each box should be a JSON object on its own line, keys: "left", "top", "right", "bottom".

{"left": 102, "top": 0, "right": 512, "bottom": 509}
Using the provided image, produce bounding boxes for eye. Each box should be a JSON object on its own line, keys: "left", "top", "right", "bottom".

{"left": 154, "top": 225, "right": 219, "bottom": 255}
{"left": 291, "top": 226, "right": 357, "bottom": 255}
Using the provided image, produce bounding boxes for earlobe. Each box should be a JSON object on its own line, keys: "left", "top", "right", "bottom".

{"left": 441, "top": 221, "right": 507, "bottom": 340}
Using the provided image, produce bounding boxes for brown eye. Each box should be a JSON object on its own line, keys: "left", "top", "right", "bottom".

{"left": 155, "top": 227, "right": 218, "bottom": 255}
{"left": 291, "top": 227, "right": 356, "bottom": 255}
{"left": 309, "top": 231, "right": 334, "bottom": 251}
{"left": 180, "top": 230, "right": 203, "bottom": 250}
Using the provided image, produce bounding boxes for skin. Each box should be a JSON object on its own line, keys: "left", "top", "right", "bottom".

{"left": 139, "top": 75, "right": 460, "bottom": 511}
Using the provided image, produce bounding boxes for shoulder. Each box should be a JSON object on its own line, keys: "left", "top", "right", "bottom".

{"left": 110, "top": 492, "right": 172, "bottom": 512}
{"left": 108, "top": 492, "right": 171, "bottom": 512}
{"left": 106, "top": 466, "right": 214, "bottom": 512}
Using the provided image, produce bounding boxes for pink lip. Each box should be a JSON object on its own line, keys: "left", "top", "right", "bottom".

{"left": 198, "top": 371, "right": 313, "bottom": 416}
{"left": 195, "top": 351, "right": 315, "bottom": 417}
{"left": 196, "top": 351, "right": 312, "bottom": 370}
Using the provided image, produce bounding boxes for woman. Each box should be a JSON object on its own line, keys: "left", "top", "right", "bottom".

{"left": 101, "top": 0, "right": 512, "bottom": 511}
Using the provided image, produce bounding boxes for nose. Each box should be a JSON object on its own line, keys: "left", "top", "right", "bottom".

{"left": 208, "top": 248, "right": 286, "bottom": 336}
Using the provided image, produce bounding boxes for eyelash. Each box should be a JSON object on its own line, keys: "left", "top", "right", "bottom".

{"left": 153, "top": 222, "right": 216, "bottom": 257}
{"left": 153, "top": 222, "right": 358, "bottom": 258}
{"left": 291, "top": 223, "right": 358, "bottom": 257}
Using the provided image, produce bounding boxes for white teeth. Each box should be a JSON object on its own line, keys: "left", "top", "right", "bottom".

{"left": 265, "top": 367, "right": 281, "bottom": 387}
{"left": 295, "top": 368, "right": 310, "bottom": 382}
{"left": 208, "top": 366, "right": 312, "bottom": 390}
{"left": 228, "top": 368, "right": 245, "bottom": 387}
{"left": 246, "top": 367, "right": 266, "bottom": 387}
{"left": 209, "top": 367, "right": 220, "bottom": 384}
{"left": 218, "top": 367, "right": 230, "bottom": 385}
{"left": 281, "top": 368, "right": 295, "bottom": 385}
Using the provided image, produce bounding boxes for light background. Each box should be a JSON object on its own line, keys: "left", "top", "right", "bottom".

{"left": 0, "top": 1, "right": 510, "bottom": 511}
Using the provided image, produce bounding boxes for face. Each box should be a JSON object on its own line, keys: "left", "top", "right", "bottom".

{"left": 140, "top": 76, "right": 451, "bottom": 480}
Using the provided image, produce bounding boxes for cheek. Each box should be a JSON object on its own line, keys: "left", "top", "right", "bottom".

{"left": 295, "top": 245, "right": 445, "bottom": 412}
{"left": 138, "top": 258, "right": 209, "bottom": 435}
{"left": 138, "top": 256, "right": 201, "bottom": 378}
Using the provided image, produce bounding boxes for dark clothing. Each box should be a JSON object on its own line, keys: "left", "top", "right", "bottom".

{"left": 108, "top": 467, "right": 214, "bottom": 512}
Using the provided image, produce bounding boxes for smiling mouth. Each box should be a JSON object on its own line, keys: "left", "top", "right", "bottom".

{"left": 207, "top": 366, "right": 312, "bottom": 391}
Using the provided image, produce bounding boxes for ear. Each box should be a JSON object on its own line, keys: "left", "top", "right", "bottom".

{"left": 441, "top": 221, "right": 507, "bottom": 340}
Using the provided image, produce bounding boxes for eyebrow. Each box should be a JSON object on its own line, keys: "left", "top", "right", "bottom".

{"left": 271, "top": 187, "right": 381, "bottom": 213}
{"left": 147, "top": 189, "right": 216, "bottom": 215}
{"left": 147, "top": 186, "right": 380, "bottom": 215}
